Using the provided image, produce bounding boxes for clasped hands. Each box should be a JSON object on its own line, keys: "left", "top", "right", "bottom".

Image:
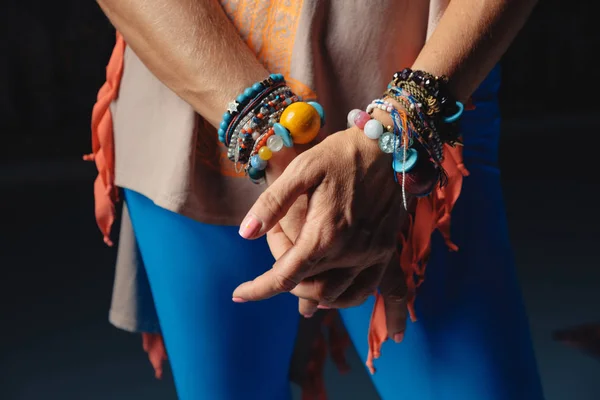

{"left": 232, "top": 124, "right": 410, "bottom": 342}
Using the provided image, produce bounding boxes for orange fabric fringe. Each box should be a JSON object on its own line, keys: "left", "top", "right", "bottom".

{"left": 90, "top": 33, "right": 469, "bottom": 398}
{"left": 84, "top": 32, "right": 125, "bottom": 247}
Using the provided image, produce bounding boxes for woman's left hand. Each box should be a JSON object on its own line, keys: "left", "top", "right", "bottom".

{"left": 232, "top": 126, "right": 409, "bottom": 317}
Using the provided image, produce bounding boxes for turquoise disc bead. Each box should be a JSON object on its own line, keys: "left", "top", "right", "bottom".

{"left": 392, "top": 148, "right": 419, "bottom": 173}
{"left": 307, "top": 101, "right": 325, "bottom": 127}
{"left": 273, "top": 123, "right": 293, "bottom": 148}
{"left": 244, "top": 87, "right": 254, "bottom": 98}
{"left": 252, "top": 82, "right": 263, "bottom": 91}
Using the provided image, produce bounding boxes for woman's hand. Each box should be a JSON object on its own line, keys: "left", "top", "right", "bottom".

{"left": 232, "top": 126, "right": 409, "bottom": 319}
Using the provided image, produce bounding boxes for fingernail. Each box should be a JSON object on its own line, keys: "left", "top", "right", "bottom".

{"left": 303, "top": 313, "right": 314, "bottom": 319}
{"left": 393, "top": 332, "right": 404, "bottom": 343}
{"left": 239, "top": 215, "right": 261, "bottom": 239}
{"left": 232, "top": 297, "right": 247, "bottom": 303}
{"left": 317, "top": 305, "right": 331, "bottom": 310}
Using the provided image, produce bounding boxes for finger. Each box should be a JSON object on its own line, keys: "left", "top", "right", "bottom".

{"left": 239, "top": 154, "right": 323, "bottom": 240}
{"left": 298, "top": 298, "right": 319, "bottom": 318}
{"left": 328, "top": 263, "right": 386, "bottom": 309}
{"left": 232, "top": 224, "right": 325, "bottom": 301}
{"left": 265, "top": 146, "right": 297, "bottom": 185}
{"left": 379, "top": 254, "right": 408, "bottom": 343}
{"left": 291, "top": 267, "right": 358, "bottom": 304}
{"left": 266, "top": 223, "right": 294, "bottom": 260}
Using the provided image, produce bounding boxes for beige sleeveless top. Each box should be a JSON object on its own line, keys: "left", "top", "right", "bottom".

{"left": 110, "top": 0, "right": 449, "bottom": 225}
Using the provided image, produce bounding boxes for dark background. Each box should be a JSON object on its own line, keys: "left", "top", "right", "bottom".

{"left": 1, "top": 1, "right": 599, "bottom": 399}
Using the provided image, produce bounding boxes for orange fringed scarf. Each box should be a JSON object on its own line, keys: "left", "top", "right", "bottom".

{"left": 89, "top": 33, "right": 469, "bottom": 397}
{"left": 84, "top": 32, "right": 126, "bottom": 247}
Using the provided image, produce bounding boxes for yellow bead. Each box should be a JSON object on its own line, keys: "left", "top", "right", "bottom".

{"left": 258, "top": 146, "right": 272, "bottom": 161}
{"left": 279, "top": 102, "right": 321, "bottom": 145}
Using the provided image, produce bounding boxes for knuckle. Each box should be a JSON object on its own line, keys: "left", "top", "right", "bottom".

{"left": 320, "top": 293, "right": 338, "bottom": 304}
{"left": 259, "top": 190, "right": 285, "bottom": 218}
{"left": 273, "top": 274, "right": 298, "bottom": 293}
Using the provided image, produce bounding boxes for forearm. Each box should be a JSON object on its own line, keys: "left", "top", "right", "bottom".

{"left": 96, "top": 0, "right": 268, "bottom": 127}
{"left": 412, "top": 0, "right": 538, "bottom": 102}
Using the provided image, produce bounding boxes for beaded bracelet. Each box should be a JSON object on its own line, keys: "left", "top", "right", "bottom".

{"left": 388, "top": 68, "right": 464, "bottom": 147}
{"left": 348, "top": 97, "right": 442, "bottom": 203}
{"left": 227, "top": 87, "right": 298, "bottom": 165}
{"left": 244, "top": 100, "right": 325, "bottom": 184}
{"left": 218, "top": 73, "right": 286, "bottom": 144}
{"left": 219, "top": 74, "right": 325, "bottom": 184}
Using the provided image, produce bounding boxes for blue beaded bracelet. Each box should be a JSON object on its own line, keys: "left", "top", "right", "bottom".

{"left": 218, "top": 74, "right": 285, "bottom": 144}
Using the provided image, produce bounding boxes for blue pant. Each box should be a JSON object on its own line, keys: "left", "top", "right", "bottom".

{"left": 123, "top": 66, "right": 544, "bottom": 399}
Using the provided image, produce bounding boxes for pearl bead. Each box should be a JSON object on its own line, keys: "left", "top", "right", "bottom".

{"left": 258, "top": 146, "right": 273, "bottom": 161}
{"left": 279, "top": 102, "right": 321, "bottom": 145}
{"left": 363, "top": 119, "right": 384, "bottom": 140}
{"left": 252, "top": 132, "right": 260, "bottom": 140}
{"left": 347, "top": 109, "right": 362, "bottom": 127}
{"left": 392, "top": 148, "right": 419, "bottom": 173}
{"left": 354, "top": 111, "right": 371, "bottom": 129}
{"left": 273, "top": 123, "right": 293, "bottom": 147}
{"left": 266, "top": 135, "right": 284, "bottom": 152}
{"left": 250, "top": 154, "right": 267, "bottom": 170}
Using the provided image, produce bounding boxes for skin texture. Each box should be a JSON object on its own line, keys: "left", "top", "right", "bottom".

{"left": 97, "top": 0, "right": 539, "bottom": 340}
{"left": 233, "top": 0, "right": 539, "bottom": 337}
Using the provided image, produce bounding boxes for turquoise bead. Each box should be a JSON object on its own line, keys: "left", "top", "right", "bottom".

{"left": 252, "top": 82, "right": 263, "bottom": 91}
{"left": 392, "top": 148, "right": 419, "bottom": 173}
{"left": 443, "top": 101, "right": 464, "bottom": 124}
{"left": 273, "top": 123, "right": 293, "bottom": 148}
{"left": 250, "top": 155, "right": 268, "bottom": 170}
{"left": 248, "top": 166, "right": 266, "bottom": 180}
{"left": 219, "top": 120, "right": 228, "bottom": 130}
{"left": 244, "top": 87, "right": 254, "bottom": 98}
{"left": 236, "top": 94, "right": 246, "bottom": 104}
{"left": 224, "top": 112, "right": 232, "bottom": 122}
{"left": 307, "top": 101, "right": 325, "bottom": 127}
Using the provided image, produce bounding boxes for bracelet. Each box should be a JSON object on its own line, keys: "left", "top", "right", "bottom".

{"left": 389, "top": 68, "right": 464, "bottom": 147}
{"left": 219, "top": 74, "right": 325, "bottom": 184}
{"left": 218, "top": 74, "right": 285, "bottom": 144}
{"left": 245, "top": 100, "right": 325, "bottom": 184}
{"left": 348, "top": 93, "right": 445, "bottom": 204}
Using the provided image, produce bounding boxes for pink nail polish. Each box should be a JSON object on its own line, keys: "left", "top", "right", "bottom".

{"left": 232, "top": 297, "right": 247, "bottom": 303}
{"left": 317, "top": 305, "right": 331, "bottom": 310}
{"left": 393, "top": 332, "right": 404, "bottom": 343}
{"left": 303, "top": 313, "right": 314, "bottom": 319}
{"left": 239, "top": 215, "right": 261, "bottom": 239}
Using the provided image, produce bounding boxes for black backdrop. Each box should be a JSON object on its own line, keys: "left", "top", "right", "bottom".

{"left": 0, "top": 0, "right": 597, "bottom": 163}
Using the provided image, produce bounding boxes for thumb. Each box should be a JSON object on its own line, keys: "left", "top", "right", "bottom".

{"left": 239, "top": 156, "right": 320, "bottom": 239}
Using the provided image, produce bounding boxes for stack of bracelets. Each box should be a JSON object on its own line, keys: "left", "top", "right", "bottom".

{"left": 347, "top": 68, "right": 465, "bottom": 208}
{"left": 218, "top": 69, "right": 464, "bottom": 205}
{"left": 218, "top": 73, "right": 325, "bottom": 184}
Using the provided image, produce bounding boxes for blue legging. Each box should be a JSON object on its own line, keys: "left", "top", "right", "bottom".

{"left": 123, "top": 67, "right": 544, "bottom": 400}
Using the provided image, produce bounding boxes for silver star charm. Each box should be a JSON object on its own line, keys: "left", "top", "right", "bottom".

{"left": 226, "top": 100, "right": 240, "bottom": 114}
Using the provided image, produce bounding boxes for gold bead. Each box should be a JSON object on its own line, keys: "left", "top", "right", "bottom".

{"left": 258, "top": 146, "right": 272, "bottom": 161}
{"left": 279, "top": 102, "right": 321, "bottom": 145}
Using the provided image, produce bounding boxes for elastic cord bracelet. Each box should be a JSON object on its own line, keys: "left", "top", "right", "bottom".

{"left": 348, "top": 98, "right": 441, "bottom": 206}
{"left": 245, "top": 100, "right": 325, "bottom": 184}
{"left": 219, "top": 74, "right": 325, "bottom": 184}
{"left": 218, "top": 74, "right": 286, "bottom": 144}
